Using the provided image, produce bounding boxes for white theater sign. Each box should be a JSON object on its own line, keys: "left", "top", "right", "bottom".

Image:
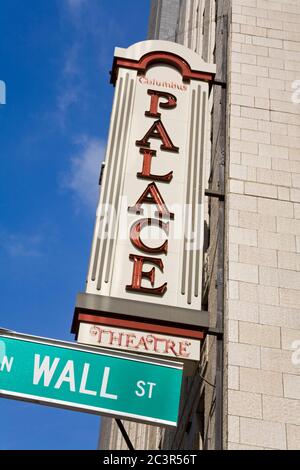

{"left": 72, "top": 40, "right": 215, "bottom": 362}
{"left": 78, "top": 322, "right": 202, "bottom": 362}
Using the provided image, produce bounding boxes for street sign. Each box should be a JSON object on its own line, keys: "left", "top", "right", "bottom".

{"left": 0, "top": 331, "right": 183, "bottom": 426}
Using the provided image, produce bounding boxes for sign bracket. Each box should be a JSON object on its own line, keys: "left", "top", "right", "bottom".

{"left": 205, "top": 189, "right": 225, "bottom": 201}
{"left": 115, "top": 419, "right": 135, "bottom": 451}
{"left": 207, "top": 327, "right": 223, "bottom": 339}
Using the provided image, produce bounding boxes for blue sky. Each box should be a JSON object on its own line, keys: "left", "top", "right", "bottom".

{"left": 0, "top": 0, "right": 149, "bottom": 449}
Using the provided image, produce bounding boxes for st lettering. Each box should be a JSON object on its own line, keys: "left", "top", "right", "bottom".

{"left": 127, "top": 89, "right": 179, "bottom": 297}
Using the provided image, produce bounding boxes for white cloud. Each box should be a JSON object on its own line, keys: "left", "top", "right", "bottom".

{"left": 55, "top": 44, "right": 83, "bottom": 128}
{"left": 63, "top": 137, "right": 105, "bottom": 209}
{"left": 0, "top": 232, "right": 43, "bottom": 258}
{"left": 57, "top": 84, "right": 80, "bottom": 119}
{"left": 66, "top": 0, "right": 87, "bottom": 9}
{"left": 63, "top": 44, "right": 81, "bottom": 77}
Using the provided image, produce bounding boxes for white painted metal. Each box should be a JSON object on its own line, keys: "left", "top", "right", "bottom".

{"left": 78, "top": 322, "right": 201, "bottom": 361}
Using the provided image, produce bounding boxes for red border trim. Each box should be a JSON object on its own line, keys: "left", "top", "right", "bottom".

{"left": 77, "top": 313, "right": 205, "bottom": 340}
{"left": 111, "top": 51, "right": 214, "bottom": 85}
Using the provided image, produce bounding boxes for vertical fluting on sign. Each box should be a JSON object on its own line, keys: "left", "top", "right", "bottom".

{"left": 104, "top": 76, "right": 134, "bottom": 285}
{"left": 187, "top": 85, "right": 201, "bottom": 305}
{"left": 194, "top": 90, "right": 207, "bottom": 298}
{"left": 181, "top": 89, "right": 196, "bottom": 299}
{"left": 181, "top": 83, "right": 206, "bottom": 306}
{"left": 90, "top": 77, "right": 124, "bottom": 286}
{"left": 99, "top": 74, "right": 129, "bottom": 290}
{"left": 87, "top": 71, "right": 136, "bottom": 294}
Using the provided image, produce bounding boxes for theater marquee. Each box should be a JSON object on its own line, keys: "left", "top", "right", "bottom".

{"left": 72, "top": 40, "right": 215, "bottom": 361}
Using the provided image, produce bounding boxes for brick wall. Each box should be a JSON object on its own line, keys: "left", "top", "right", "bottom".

{"left": 226, "top": 0, "right": 300, "bottom": 450}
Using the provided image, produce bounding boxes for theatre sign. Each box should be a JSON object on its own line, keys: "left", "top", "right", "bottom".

{"left": 77, "top": 322, "right": 202, "bottom": 361}
{"left": 72, "top": 40, "right": 216, "bottom": 361}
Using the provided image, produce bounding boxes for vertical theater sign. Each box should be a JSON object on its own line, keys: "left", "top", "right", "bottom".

{"left": 72, "top": 40, "right": 215, "bottom": 364}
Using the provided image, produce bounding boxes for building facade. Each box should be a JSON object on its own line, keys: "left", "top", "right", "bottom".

{"left": 99, "top": 0, "right": 300, "bottom": 450}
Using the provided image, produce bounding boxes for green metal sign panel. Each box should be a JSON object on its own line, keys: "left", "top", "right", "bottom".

{"left": 0, "top": 332, "right": 183, "bottom": 426}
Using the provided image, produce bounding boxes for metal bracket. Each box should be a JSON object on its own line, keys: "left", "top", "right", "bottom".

{"left": 99, "top": 162, "right": 106, "bottom": 186}
{"left": 207, "top": 327, "right": 224, "bottom": 339}
{"left": 205, "top": 189, "right": 225, "bottom": 200}
{"left": 115, "top": 419, "right": 135, "bottom": 451}
{"left": 213, "top": 80, "right": 227, "bottom": 89}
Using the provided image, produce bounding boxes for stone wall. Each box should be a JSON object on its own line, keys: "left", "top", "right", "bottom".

{"left": 226, "top": 0, "right": 300, "bottom": 450}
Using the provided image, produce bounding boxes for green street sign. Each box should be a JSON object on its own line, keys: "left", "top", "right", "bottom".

{"left": 0, "top": 332, "right": 183, "bottom": 426}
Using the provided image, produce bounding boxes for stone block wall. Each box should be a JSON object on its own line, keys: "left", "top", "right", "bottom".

{"left": 226, "top": 0, "right": 300, "bottom": 450}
